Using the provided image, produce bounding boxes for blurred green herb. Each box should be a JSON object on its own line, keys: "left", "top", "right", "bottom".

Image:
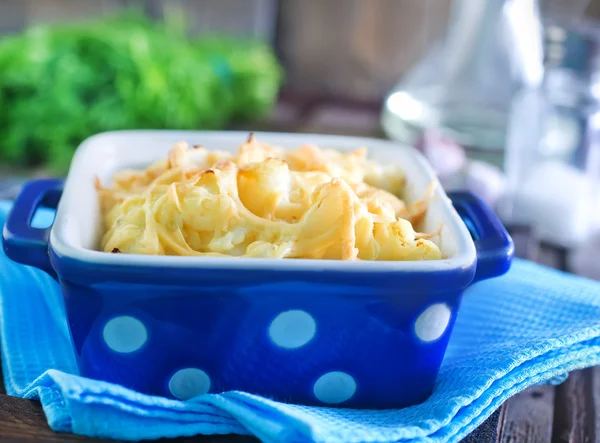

{"left": 0, "top": 13, "right": 283, "bottom": 174}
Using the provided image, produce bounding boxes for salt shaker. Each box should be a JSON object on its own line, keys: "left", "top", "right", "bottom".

{"left": 500, "top": 23, "right": 600, "bottom": 248}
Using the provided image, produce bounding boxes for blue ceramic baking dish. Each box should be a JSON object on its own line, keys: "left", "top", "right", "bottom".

{"left": 2, "top": 131, "right": 513, "bottom": 409}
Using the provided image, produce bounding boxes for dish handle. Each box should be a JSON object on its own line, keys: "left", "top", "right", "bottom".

{"left": 448, "top": 191, "right": 514, "bottom": 283}
{"left": 2, "top": 178, "right": 64, "bottom": 278}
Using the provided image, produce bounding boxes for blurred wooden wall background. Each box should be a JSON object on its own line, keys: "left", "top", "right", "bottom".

{"left": 1, "top": 0, "right": 600, "bottom": 102}
{"left": 0, "top": 0, "right": 278, "bottom": 38}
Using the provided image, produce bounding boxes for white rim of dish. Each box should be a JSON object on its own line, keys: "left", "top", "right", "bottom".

{"left": 49, "top": 130, "right": 476, "bottom": 273}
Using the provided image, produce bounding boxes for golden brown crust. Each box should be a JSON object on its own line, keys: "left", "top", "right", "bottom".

{"left": 98, "top": 135, "right": 442, "bottom": 261}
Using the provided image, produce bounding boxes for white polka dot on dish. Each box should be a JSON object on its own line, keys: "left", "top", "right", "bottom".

{"left": 168, "top": 368, "right": 211, "bottom": 400}
{"left": 313, "top": 371, "right": 356, "bottom": 404}
{"left": 414, "top": 303, "right": 451, "bottom": 342}
{"left": 102, "top": 315, "right": 148, "bottom": 353}
{"left": 268, "top": 310, "right": 316, "bottom": 349}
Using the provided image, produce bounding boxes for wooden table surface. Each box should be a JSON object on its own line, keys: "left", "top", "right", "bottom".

{"left": 1, "top": 95, "right": 599, "bottom": 442}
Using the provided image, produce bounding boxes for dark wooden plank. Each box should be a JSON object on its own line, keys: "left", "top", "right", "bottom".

{"left": 0, "top": 357, "right": 5, "bottom": 395}
{"left": 497, "top": 385, "right": 555, "bottom": 443}
{"left": 527, "top": 241, "right": 568, "bottom": 271}
{"left": 593, "top": 366, "right": 600, "bottom": 443}
{"left": 507, "top": 227, "right": 569, "bottom": 273}
{"left": 551, "top": 369, "right": 596, "bottom": 443}
{"left": 0, "top": 393, "right": 109, "bottom": 442}
{"left": 462, "top": 408, "right": 502, "bottom": 443}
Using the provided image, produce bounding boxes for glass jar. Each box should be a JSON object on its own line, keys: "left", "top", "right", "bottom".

{"left": 381, "top": 0, "right": 544, "bottom": 167}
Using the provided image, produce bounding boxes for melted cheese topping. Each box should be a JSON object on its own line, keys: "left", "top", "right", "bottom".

{"left": 97, "top": 134, "right": 442, "bottom": 260}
